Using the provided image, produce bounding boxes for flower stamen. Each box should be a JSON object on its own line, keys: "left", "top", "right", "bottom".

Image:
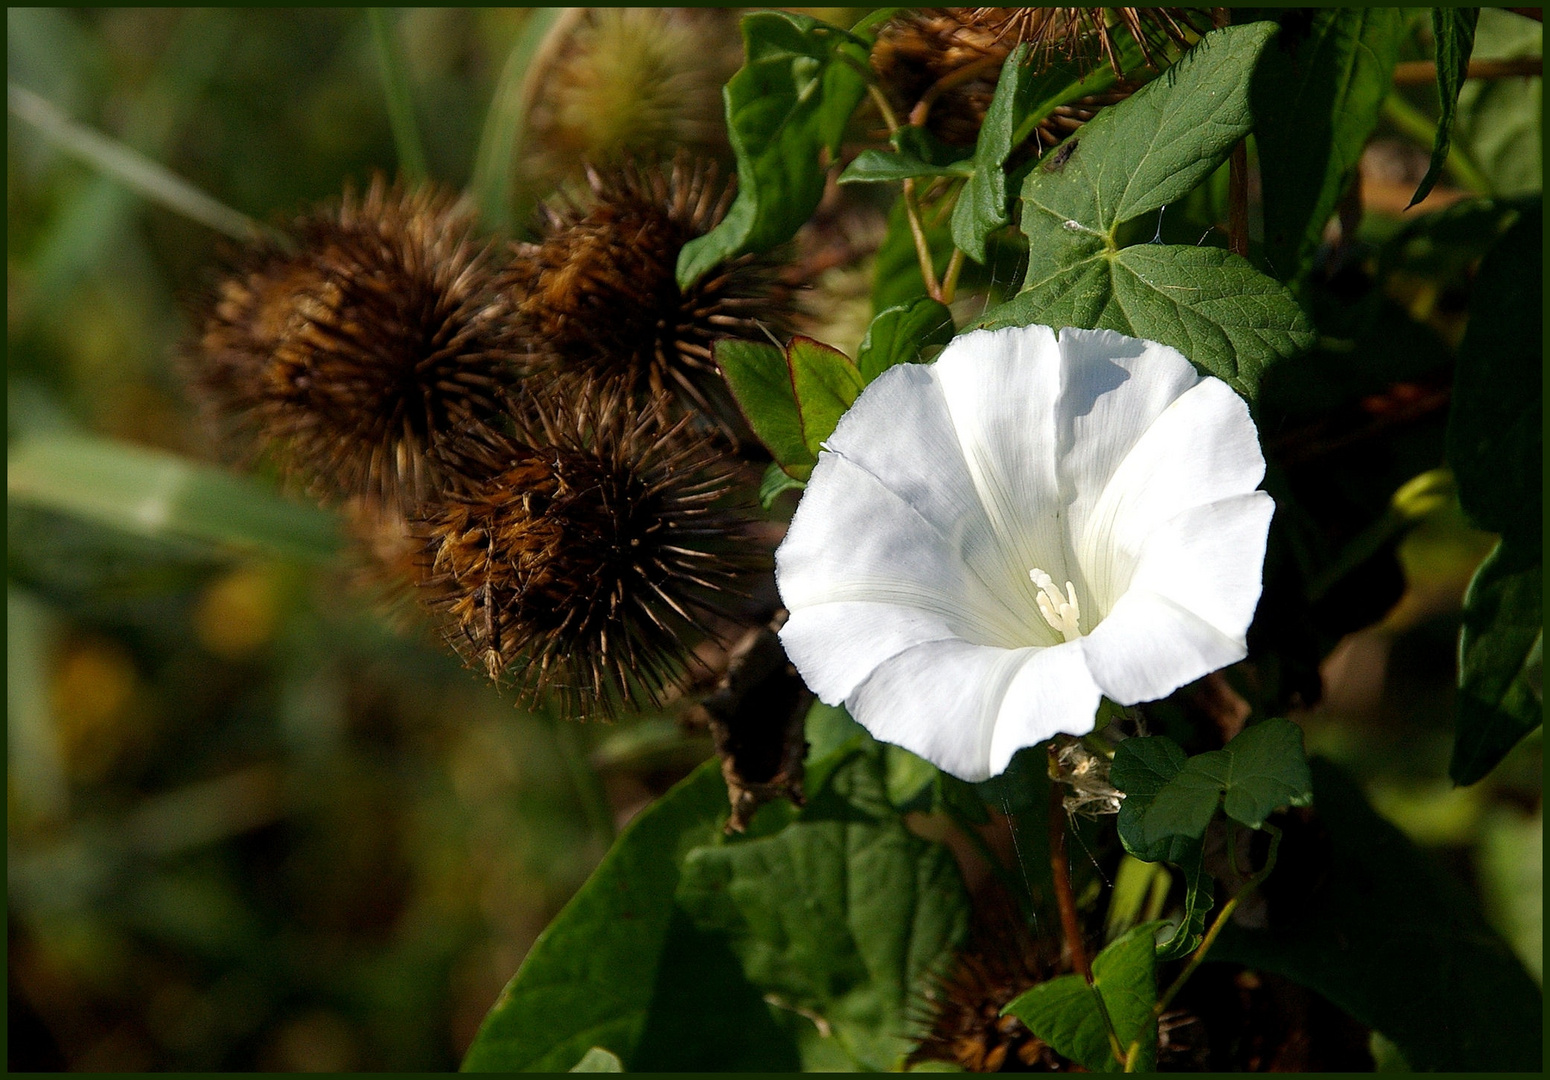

{"left": 1030, "top": 568, "right": 1082, "bottom": 642}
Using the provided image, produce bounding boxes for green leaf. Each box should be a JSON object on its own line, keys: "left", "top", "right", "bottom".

{"left": 1155, "top": 841, "right": 1211, "bottom": 962}
{"left": 1410, "top": 8, "right": 1479, "bottom": 207}
{"left": 677, "top": 749, "right": 972, "bottom": 1071}
{"left": 972, "top": 23, "right": 1311, "bottom": 400}
{"left": 1452, "top": 537, "right": 1544, "bottom": 786}
{"left": 1109, "top": 737, "right": 1214, "bottom": 958}
{"left": 1005, "top": 922, "right": 1162, "bottom": 1073}
{"left": 950, "top": 44, "right": 1131, "bottom": 264}
{"left": 788, "top": 336, "right": 866, "bottom": 458}
{"left": 716, "top": 335, "right": 864, "bottom": 477}
{"left": 463, "top": 761, "right": 802, "bottom": 1071}
{"left": 758, "top": 461, "right": 805, "bottom": 509}
{"left": 855, "top": 297, "right": 955, "bottom": 382}
{"left": 979, "top": 241, "right": 1313, "bottom": 401}
{"left": 676, "top": 11, "right": 869, "bottom": 287}
{"left": 1144, "top": 719, "right": 1314, "bottom": 845}
{"left": 950, "top": 42, "right": 1035, "bottom": 263}
{"left": 1251, "top": 9, "right": 1409, "bottom": 280}
{"left": 1111, "top": 736, "right": 1188, "bottom": 864}
{"left": 7, "top": 432, "right": 339, "bottom": 562}
{"left": 837, "top": 148, "right": 971, "bottom": 183}
{"left": 569, "top": 1047, "right": 624, "bottom": 1072}
{"left": 883, "top": 744, "right": 938, "bottom": 810}
{"left": 715, "top": 338, "right": 813, "bottom": 480}
{"left": 1446, "top": 206, "right": 1542, "bottom": 544}
{"left": 1213, "top": 758, "right": 1543, "bottom": 1072}
{"left": 7, "top": 82, "right": 262, "bottom": 242}
{"left": 1019, "top": 23, "right": 1274, "bottom": 239}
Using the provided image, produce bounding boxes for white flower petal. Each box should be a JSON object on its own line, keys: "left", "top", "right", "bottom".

{"left": 1079, "top": 590, "right": 1247, "bottom": 705}
{"left": 779, "top": 600, "right": 957, "bottom": 705}
{"left": 823, "top": 363, "right": 986, "bottom": 549}
{"left": 1124, "top": 492, "right": 1275, "bottom": 641}
{"left": 1054, "top": 327, "right": 1203, "bottom": 535}
{"left": 822, "top": 362, "right": 1037, "bottom": 633}
{"left": 1074, "top": 377, "right": 1267, "bottom": 616}
{"left": 776, "top": 451, "right": 1032, "bottom": 646}
{"left": 988, "top": 642, "right": 1103, "bottom": 777}
{"left": 1080, "top": 492, "right": 1274, "bottom": 703}
{"left": 931, "top": 326, "right": 1075, "bottom": 638}
{"left": 846, "top": 639, "right": 1038, "bottom": 782}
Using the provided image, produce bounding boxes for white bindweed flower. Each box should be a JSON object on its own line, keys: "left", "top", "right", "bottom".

{"left": 775, "top": 324, "right": 1274, "bottom": 781}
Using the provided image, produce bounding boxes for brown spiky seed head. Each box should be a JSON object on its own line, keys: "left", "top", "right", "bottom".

{"left": 500, "top": 156, "right": 787, "bottom": 442}
{"left": 974, "top": 8, "right": 1207, "bottom": 74}
{"left": 189, "top": 176, "right": 521, "bottom": 516}
{"left": 872, "top": 8, "right": 1202, "bottom": 147}
{"left": 414, "top": 388, "right": 753, "bottom": 718}
{"left": 908, "top": 903, "right": 1065, "bottom": 1072}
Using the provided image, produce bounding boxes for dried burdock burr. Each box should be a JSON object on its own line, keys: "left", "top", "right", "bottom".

{"left": 872, "top": 8, "right": 1202, "bottom": 149}
{"left": 908, "top": 898, "right": 1066, "bottom": 1072}
{"left": 522, "top": 8, "right": 740, "bottom": 185}
{"left": 187, "top": 176, "right": 521, "bottom": 517}
{"left": 500, "top": 155, "right": 789, "bottom": 443}
{"left": 414, "top": 387, "right": 758, "bottom": 719}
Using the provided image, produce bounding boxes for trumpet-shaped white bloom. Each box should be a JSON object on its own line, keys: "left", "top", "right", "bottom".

{"left": 775, "top": 325, "right": 1274, "bottom": 781}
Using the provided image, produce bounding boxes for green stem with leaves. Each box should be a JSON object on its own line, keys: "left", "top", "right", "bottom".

{"left": 1122, "top": 821, "right": 1285, "bottom": 1071}
{"left": 866, "top": 83, "right": 946, "bottom": 303}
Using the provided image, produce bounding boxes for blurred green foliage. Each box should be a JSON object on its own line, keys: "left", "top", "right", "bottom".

{"left": 7, "top": 9, "right": 712, "bottom": 1070}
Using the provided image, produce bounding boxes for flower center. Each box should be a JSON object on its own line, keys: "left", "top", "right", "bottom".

{"left": 1029, "top": 568, "right": 1082, "bottom": 643}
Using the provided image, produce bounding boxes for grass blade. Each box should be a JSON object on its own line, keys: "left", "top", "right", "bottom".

{"left": 368, "top": 7, "right": 428, "bottom": 183}
{"left": 468, "top": 7, "right": 574, "bottom": 232}
{"left": 8, "top": 82, "right": 266, "bottom": 241}
{"left": 8, "top": 433, "right": 341, "bottom": 563}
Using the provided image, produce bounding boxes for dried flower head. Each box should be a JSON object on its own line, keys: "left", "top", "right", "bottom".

{"left": 872, "top": 8, "right": 1200, "bottom": 148}
{"left": 501, "top": 156, "right": 787, "bottom": 441}
{"left": 414, "top": 390, "right": 754, "bottom": 718}
{"left": 909, "top": 900, "right": 1063, "bottom": 1072}
{"left": 188, "top": 176, "right": 520, "bottom": 516}
{"left": 523, "top": 8, "right": 740, "bottom": 184}
{"left": 975, "top": 7, "right": 1207, "bottom": 74}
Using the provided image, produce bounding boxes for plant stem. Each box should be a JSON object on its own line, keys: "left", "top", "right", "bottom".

{"left": 1227, "top": 141, "right": 1249, "bottom": 257}
{"left": 1391, "top": 56, "right": 1542, "bottom": 85}
{"left": 368, "top": 8, "right": 428, "bottom": 183}
{"left": 1047, "top": 770, "right": 1129, "bottom": 1064}
{"left": 902, "top": 179, "right": 944, "bottom": 300}
{"left": 1048, "top": 777, "right": 1092, "bottom": 982}
{"left": 940, "top": 248, "right": 966, "bottom": 305}
{"left": 1154, "top": 821, "right": 1283, "bottom": 1018}
{"left": 866, "top": 84, "right": 945, "bottom": 302}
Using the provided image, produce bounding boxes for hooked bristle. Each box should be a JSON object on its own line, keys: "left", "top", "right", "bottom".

{"left": 412, "top": 387, "right": 758, "bottom": 719}
{"left": 186, "top": 176, "right": 524, "bottom": 517}
{"left": 500, "top": 155, "right": 789, "bottom": 444}
{"left": 872, "top": 8, "right": 1202, "bottom": 148}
